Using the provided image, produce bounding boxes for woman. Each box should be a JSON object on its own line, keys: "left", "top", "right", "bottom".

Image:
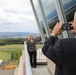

{"left": 27, "top": 34, "right": 37, "bottom": 68}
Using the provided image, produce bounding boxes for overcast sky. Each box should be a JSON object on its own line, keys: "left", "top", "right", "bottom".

{"left": 0, "top": 0, "right": 39, "bottom": 33}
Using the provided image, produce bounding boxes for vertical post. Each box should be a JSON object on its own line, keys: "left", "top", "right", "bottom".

{"left": 54, "top": 0, "right": 69, "bottom": 38}
{"left": 38, "top": 0, "right": 50, "bottom": 38}
{"left": 10, "top": 52, "right": 12, "bottom": 61}
{"left": 30, "top": 0, "right": 45, "bottom": 43}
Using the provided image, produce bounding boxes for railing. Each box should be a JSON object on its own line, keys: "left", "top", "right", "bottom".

{"left": 37, "top": 48, "right": 47, "bottom": 64}
{"left": 14, "top": 42, "right": 47, "bottom": 75}
{"left": 14, "top": 42, "right": 32, "bottom": 75}
{"left": 24, "top": 42, "right": 32, "bottom": 75}
{"left": 14, "top": 51, "right": 25, "bottom": 75}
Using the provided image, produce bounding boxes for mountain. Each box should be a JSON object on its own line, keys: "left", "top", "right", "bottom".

{"left": 46, "top": 0, "right": 76, "bottom": 21}
{"left": 0, "top": 32, "right": 40, "bottom": 39}
{"left": 39, "top": 0, "right": 76, "bottom": 27}
{"left": 63, "top": 0, "right": 76, "bottom": 10}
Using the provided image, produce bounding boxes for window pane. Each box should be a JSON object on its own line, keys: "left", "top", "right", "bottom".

{"left": 32, "top": 0, "right": 63, "bottom": 39}
{"left": 41, "top": 0, "right": 59, "bottom": 30}
{"left": 61, "top": 0, "right": 76, "bottom": 38}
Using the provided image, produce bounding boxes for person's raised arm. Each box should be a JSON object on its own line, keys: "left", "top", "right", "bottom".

{"left": 42, "top": 22, "right": 63, "bottom": 65}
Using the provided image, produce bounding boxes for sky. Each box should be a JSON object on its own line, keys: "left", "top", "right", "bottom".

{"left": 0, "top": 0, "right": 39, "bottom": 33}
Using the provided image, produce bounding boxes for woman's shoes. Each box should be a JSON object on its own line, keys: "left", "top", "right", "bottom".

{"left": 34, "top": 66, "right": 36, "bottom": 68}
{"left": 31, "top": 65, "right": 37, "bottom": 68}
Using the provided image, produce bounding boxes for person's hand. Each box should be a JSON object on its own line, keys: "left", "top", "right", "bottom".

{"left": 73, "top": 21, "right": 76, "bottom": 30}
{"left": 52, "top": 22, "right": 63, "bottom": 36}
{"left": 70, "top": 12, "right": 76, "bottom": 33}
{"left": 69, "top": 21, "right": 76, "bottom": 33}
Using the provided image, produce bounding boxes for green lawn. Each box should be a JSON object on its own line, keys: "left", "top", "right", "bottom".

{"left": 0, "top": 44, "right": 24, "bottom": 62}
{"left": 0, "top": 52, "right": 10, "bottom": 61}
{"left": 0, "top": 44, "right": 42, "bottom": 63}
{"left": 0, "top": 44, "right": 24, "bottom": 50}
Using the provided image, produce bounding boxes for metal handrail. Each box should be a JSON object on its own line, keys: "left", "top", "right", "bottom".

{"left": 24, "top": 42, "right": 32, "bottom": 75}
{"left": 14, "top": 42, "right": 47, "bottom": 75}
{"left": 14, "top": 42, "right": 32, "bottom": 75}
{"left": 37, "top": 48, "right": 47, "bottom": 63}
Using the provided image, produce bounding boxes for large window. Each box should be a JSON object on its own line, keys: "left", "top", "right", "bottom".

{"left": 32, "top": 0, "right": 61, "bottom": 38}
{"left": 61, "top": 0, "right": 76, "bottom": 22}
{"left": 41, "top": 0, "right": 59, "bottom": 30}
{"left": 33, "top": 0, "right": 59, "bottom": 30}
{"left": 61, "top": 0, "right": 76, "bottom": 38}
{"left": 32, "top": 0, "right": 76, "bottom": 38}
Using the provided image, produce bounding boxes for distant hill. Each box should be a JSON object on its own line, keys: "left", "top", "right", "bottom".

{"left": 46, "top": 0, "right": 76, "bottom": 20}
{"left": 0, "top": 32, "right": 40, "bottom": 39}
{"left": 40, "top": 0, "right": 76, "bottom": 26}
{"left": 63, "top": 0, "right": 76, "bottom": 10}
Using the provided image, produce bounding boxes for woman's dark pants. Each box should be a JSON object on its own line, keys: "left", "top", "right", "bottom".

{"left": 28, "top": 51, "right": 37, "bottom": 68}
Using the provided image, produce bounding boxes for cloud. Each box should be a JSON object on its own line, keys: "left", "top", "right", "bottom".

{"left": 0, "top": 0, "right": 39, "bottom": 33}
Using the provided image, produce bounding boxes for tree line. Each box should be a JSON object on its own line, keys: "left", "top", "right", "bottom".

{"left": 0, "top": 38, "right": 28, "bottom": 45}
{"left": 0, "top": 37, "right": 42, "bottom": 45}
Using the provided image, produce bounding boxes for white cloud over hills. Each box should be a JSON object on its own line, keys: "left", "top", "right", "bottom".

{"left": 0, "top": 0, "right": 39, "bottom": 33}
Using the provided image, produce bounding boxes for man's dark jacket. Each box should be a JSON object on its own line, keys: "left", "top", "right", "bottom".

{"left": 42, "top": 36, "right": 76, "bottom": 75}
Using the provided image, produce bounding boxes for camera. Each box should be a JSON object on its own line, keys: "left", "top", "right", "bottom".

{"left": 62, "top": 23, "right": 73, "bottom": 30}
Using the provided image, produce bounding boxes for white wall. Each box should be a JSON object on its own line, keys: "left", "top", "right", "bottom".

{"left": 47, "top": 59, "right": 55, "bottom": 75}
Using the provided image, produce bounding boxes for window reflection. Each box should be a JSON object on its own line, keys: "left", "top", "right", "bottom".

{"left": 32, "top": 0, "right": 47, "bottom": 39}
{"left": 41, "top": 0, "right": 59, "bottom": 30}
{"left": 61, "top": 0, "right": 76, "bottom": 22}
{"left": 32, "top": 0, "right": 65, "bottom": 39}
{"left": 61, "top": 0, "right": 76, "bottom": 38}
{"left": 33, "top": 0, "right": 60, "bottom": 38}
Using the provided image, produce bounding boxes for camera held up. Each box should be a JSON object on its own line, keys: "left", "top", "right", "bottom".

{"left": 62, "top": 23, "right": 73, "bottom": 30}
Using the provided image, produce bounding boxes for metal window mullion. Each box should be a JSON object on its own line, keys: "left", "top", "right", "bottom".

{"left": 30, "top": 0, "right": 45, "bottom": 43}
{"left": 54, "top": 0, "right": 69, "bottom": 38}
{"left": 38, "top": 0, "right": 50, "bottom": 38}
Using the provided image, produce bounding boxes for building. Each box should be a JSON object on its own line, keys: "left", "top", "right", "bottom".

{"left": 14, "top": 0, "right": 76, "bottom": 75}
{"left": 30, "top": 0, "right": 76, "bottom": 74}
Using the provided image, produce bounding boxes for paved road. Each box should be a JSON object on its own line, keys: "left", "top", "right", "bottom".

{"left": 0, "top": 69, "right": 15, "bottom": 75}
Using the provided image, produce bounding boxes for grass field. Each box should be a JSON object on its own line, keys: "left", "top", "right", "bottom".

{"left": 0, "top": 44, "right": 24, "bottom": 50}
{"left": 0, "top": 44, "right": 24, "bottom": 62}
{"left": 0, "top": 44, "right": 42, "bottom": 64}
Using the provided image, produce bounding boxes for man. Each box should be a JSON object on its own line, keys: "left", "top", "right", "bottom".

{"left": 42, "top": 16, "right": 76, "bottom": 75}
